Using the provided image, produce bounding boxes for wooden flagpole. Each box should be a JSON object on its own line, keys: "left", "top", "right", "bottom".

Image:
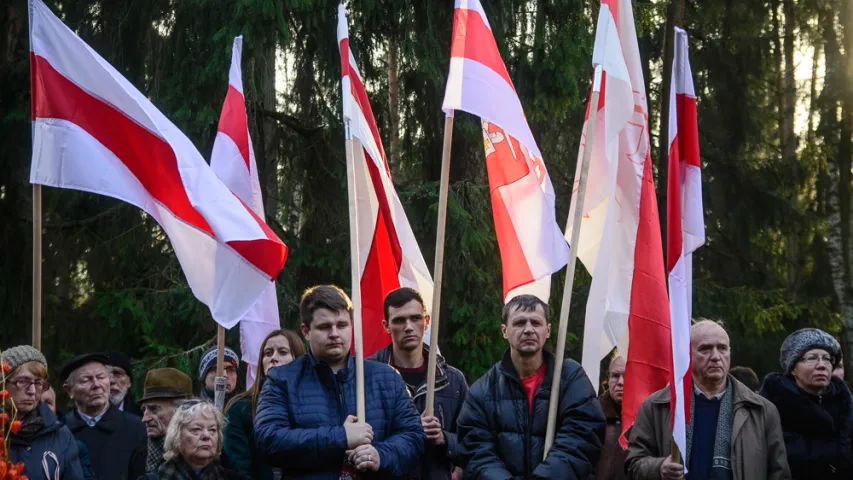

{"left": 214, "top": 325, "right": 226, "bottom": 410}
{"left": 32, "top": 184, "right": 42, "bottom": 350}
{"left": 543, "top": 65, "right": 603, "bottom": 457}
{"left": 344, "top": 118, "right": 366, "bottom": 421}
{"left": 425, "top": 114, "right": 454, "bottom": 416}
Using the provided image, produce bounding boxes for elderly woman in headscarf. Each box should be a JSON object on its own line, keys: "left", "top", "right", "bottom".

{"left": 3, "top": 345, "right": 83, "bottom": 479}
{"left": 148, "top": 401, "right": 247, "bottom": 480}
{"left": 760, "top": 328, "right": 853, "bottom": 479}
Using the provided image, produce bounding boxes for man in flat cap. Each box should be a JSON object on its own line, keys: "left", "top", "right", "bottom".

{"left": 107, "top": 351, "right": 143, "bottom": 416}
{"left": 128, "top": 368, "right": 194, "bottom": 480}
{"left": 62, "top": 352, "right": 146, "bottom": 480}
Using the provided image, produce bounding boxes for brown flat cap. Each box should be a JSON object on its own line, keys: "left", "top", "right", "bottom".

{"left": 139, "top": 368, "right": 193, "bottom": 403}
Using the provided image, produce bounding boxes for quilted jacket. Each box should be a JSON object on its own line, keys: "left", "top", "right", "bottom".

{"left": 255, "top": 353, "right": 425, "bottom": 479}
{"left": 457, "top": 349, "right": 605, "bottom": 479}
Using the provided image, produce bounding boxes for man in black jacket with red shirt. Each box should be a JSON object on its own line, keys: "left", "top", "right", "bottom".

{"left": 368, "top": 287, "right": 469, "bottom": 480}
{"left": 457, "top": 294, "right": 605, "bottom": 479}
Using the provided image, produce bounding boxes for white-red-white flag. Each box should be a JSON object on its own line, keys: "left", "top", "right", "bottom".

{"left": 442, "top": 0, "right": 568, "bottom": 302}
{"left": 667, "top": 26, "right": 703, "bottom": 459}
{"left": 337, "top": 5, "right": 436, "bottom": 357}
{"left": 566, "top": 0, "right": 671, "bottom": 445}
{"left": 211, "top": 36, "right": 283, "bottom": 388}
{"left": 29, "top": 0, "right": 287, "bottom": 328}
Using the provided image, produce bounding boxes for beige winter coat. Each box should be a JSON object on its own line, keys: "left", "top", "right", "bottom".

{"left": 625, "top": 376, "right": 791, "bottom": 480}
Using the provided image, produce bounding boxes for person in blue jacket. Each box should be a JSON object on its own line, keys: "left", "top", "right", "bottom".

{"left": 3, "top": 345, "right": 84, "bottom": 480}
{"left": 255, "top": 284, "right": 425, "bottom": 479}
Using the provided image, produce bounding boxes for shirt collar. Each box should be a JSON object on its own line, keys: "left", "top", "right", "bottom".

{"left": 693, "top": 381, "right": 726, "bottom": 400}
{"left": 78, "top": 406, "right": 109, "bottom": 427}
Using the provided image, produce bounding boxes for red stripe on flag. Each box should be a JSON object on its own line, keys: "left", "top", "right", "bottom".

{"left": 31, "top": 53, "right": 212, "bottom": 234}
{"left": 32, "top": 53, "right": 286, "bottom": 279}
{"left": 217, "top": 85, "right": 251, "bottom": 171}
{"left": 621, "top": 154, "right": 672, "bottom": 447}
{"left": 360, "top": 146, "right": 404, "bottom": 356}
{"left": 676, "top": 94, "right": 700, "bottom": 168}
{"left": 666, "top": 138, "right": 683, "bottom": 274}
{"left": 450, "top": 8, "right": 515, "bottom": 90}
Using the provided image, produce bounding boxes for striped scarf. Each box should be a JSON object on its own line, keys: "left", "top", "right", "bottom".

{"left": 685, "top": 381, "right": 734, "bottom": 480}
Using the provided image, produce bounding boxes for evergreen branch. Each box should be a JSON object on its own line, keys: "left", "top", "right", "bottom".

{"left": 262, "top": 109, "right": 325, "bottom": 136}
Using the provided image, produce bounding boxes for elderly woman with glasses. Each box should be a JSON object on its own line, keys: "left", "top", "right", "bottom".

{"left": 761, "top": 328, "right": 853, "bottom": 479}
{"left": 145, "top": 401, "right": 247, "bottom": 480}
{"left": 3, "top": 345, "right": 84, "bottom": 479}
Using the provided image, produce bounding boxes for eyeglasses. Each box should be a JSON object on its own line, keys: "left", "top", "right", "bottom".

{"left": 8, "top": 378, "right": 50, "bottom": 393}
{"left": 800, "top": 354, "right": 835, "bottom": 366}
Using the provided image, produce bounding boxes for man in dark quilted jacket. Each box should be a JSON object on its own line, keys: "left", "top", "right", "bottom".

{"left": 457, "top": 294, "right": 605, "bottom": 479}
{"left": 255, "top": 284, "right": 425, "bottom": 479}
{"left": 368, "top": 287, "right": 469, "bottom": 480}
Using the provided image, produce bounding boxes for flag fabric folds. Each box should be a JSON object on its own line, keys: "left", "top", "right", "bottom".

{"left": 211, "top": 36, "right": 283, "bottom": 388}
{"left": 442, "top": 0, "right": 569, "bottom": 302}
{"left": 667, "top": 26, "right": 704, "bottom": 459}
{"left": 337, "top": 5, "right": 436, "bottom": 357}
{"left": 29, "top": 0, "right": 287, "bottom": 329}
{"left": 565, "top": 0, "right": 671, "bottom": 445}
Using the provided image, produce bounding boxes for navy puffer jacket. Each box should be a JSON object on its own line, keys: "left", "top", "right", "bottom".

{"left": 760, "top": 372, "right": 853, "bottom": 479}
{"left": 457, "top": 350, "right": 605, "bottom": 479}
{"left": 255, "top": 353, "right": 425, "bottom": 479}
{"left": 10, "top": 402, "right": 84, "bottom": 480}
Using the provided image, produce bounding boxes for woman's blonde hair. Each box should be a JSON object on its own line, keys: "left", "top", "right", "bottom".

{"left": 163, "top": 401, "right": 226, "bottom": 462}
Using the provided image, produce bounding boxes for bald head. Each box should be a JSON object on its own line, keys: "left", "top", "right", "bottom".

{"left": 607, "top": 355, "right": 626, "bottom": 403}
{"left": 691, "top": 319, "right": 731, "bottom": 393}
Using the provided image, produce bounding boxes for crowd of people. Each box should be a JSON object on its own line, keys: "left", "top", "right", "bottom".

{"left": 3, "top": 284, "right": 853, "bottom": 479}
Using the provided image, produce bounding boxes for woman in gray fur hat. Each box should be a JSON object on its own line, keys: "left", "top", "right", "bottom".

{"left": 760, "top": 328, "right": 853, "bottom": 479}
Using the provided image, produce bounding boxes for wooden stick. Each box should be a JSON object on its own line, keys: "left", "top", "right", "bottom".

{"left": 213, "top": 325, "right": 227, "bottom": 410}
{"left": 543, "top": 65, "right": 603, "bottom": 457}
{"left": 671, "top": 438, "right": 682, "bottom": 464}
{"left": 425, "top": 115, "right": 454, "bottom": 416}
{"left": 32, "top": 184, "right": 42, "bottom": 350}
{"left": 344, "top": 119, "right": 366, "bottom": 421}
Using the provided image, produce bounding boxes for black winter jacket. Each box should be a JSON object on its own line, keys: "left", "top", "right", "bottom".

{"left": 457, "top": 350, "right": 605, "bottom": 479}
{"left": 369, "top": 344, "right": 469, "bottom": 480}
{"left": 9, "top": 402, "right": 84, "bottom": 480}
{"left": 254, "top": 353, "right": 425, "bottom": 479}
{"left": 760, "top": 373, "right": 853, "bottom": 479}
{"left": 64, "top": 405, "right": 146, "bottom": 480}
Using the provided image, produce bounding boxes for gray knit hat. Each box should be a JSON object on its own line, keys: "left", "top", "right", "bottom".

{"left": 2, "top": 345, "right": 48, "bottom": 375}
{"left": 198, "top": 346, "right": 239, "bottom": 381}
{"left": 779, "top": 328, "right": 841, "bottom": 373}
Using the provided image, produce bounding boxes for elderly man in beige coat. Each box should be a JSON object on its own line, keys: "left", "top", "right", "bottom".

{"left": 625, "top": 320, "right": 790, "bottom": 480}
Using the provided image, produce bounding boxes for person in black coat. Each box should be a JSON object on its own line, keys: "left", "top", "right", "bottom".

{"left": 457, "top": 295, "right": 605, "bottom": 479}
{"left": 3, "top": 345, "right": 84, "bottom": 479}
{"left": 760, "top": 328, "right": 853, "bottom": 479}
{"left": 108, "top": 352, "right": 144, "bottom": 417}
{"left": 61, "top": 352, "right": 147, "bottom": 480}
{"left": 367, "top": 287, "right": 469, "bottom": 480}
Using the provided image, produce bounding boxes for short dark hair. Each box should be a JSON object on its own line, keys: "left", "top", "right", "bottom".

{"left": 502, "top": 294, "right": 549, "bottom": 324}
{"left": 299, "top": 285, "right": 353, "bottom": 327}
{"left": 729, "top": 366, "right": 760, "bottom": 392}
{"left": 383, "top": 287, "right": 426, "bottom": 320}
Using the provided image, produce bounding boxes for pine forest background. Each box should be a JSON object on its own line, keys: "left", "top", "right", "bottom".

{"left": 3, "top": 0, "right": 853, "bottom": 399}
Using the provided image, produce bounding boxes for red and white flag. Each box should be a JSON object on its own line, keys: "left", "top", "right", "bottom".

{"left": 566, "top": 0, "right": 671, "bottom": 445}
{"left": 442, "top": 0, "right": 569, "bottom": 302}
{"left": 29, "top": 0, "right": 287, "bottom": 328}
{"left": 337, "top": 5, "right": 436, "bottom": 357}
{"left": 211, "top": 36, "right": 283, "bottom": 388}
{"left": 667, "top": 26, "right": 704, "bottom": 459}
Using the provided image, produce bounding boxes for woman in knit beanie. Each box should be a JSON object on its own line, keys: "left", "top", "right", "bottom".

{"left": 2, "top": 345, "right": 84, "bottom": 479}
{"left": 759, "top": 328, "right": 853, "bottom": 479}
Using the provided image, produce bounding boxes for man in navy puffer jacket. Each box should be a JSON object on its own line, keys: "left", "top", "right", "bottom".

{"left": 255, "top": 285, "right": 425, "bottom": 479}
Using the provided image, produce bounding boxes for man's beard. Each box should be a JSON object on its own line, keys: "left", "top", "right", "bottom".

{"left": 109, "top": 387, "right": 128, "bottom": 407}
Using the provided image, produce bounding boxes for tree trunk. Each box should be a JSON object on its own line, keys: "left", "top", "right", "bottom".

{"left": 387, "top": 35, "right": 400, "bottom": 173}
{"left": 782, "top": 0, "right": 799, "bottom": 296}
